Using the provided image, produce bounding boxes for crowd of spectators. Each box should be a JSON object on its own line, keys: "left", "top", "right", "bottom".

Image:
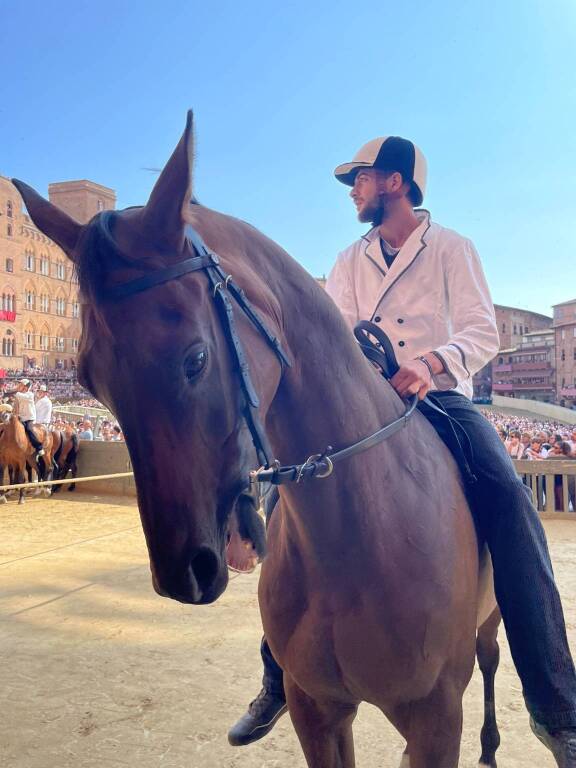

{"left": 481, "top": 410, "right": 576, "bottom": 460}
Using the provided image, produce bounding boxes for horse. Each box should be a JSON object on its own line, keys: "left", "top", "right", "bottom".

{"left": 0, "top": 414, "right": 55, "bottom": 503}
{"left": 51, "top": 427, "right": 79, "bottom": 492}
{"left": 13, "top": 112, "right": 502, "bottom": 768}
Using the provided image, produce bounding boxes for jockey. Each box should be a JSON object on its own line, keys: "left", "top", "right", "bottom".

{"left": 11, "top": 379, "right": 45, "bottom": 459}
{"left": 35, "top": 384, "right": 53, "bottom": 427}
{"left": 229, "top": 137, "right": 576, "bottom": 765}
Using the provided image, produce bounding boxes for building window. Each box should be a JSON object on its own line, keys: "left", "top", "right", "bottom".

{"left": 561, "top": 350, "right": 566, "bottom": 361}
{"left": 72, "top": 338, "right": 79, "bottom": 352}
{"left": 40, "top": 294, "right": 50, "bottom": 313}
{"left": 24, "top": 328, "right": 35, "bottom": 349}
{"left": 573, "top": 349, "right": 576, "bottom": 361}
{"left": 562, "top": 329, "right": 566, "bottom": 340}
{"left": 2, "top": 292, "right": 15, "bottom": 312}
{"left": 72, "top": 301, "right": 79, "bottom": 318}
{"left": 501, "top": 323, "right": 506, "bottom": 333}
{"left": 40, "top": 256, "right": 49, "bottom": 276}
{"left": 56, "top": 262, "right": 66, "bottom": 280}
{"left": 2, "top": 332, "right": 15, "bottom": 356}
{"left": 5, "top": 258, "right": 13, "bottom": 273}
{"left": 25, "top": 251, "right": 35, "bottom": 271}
{"left": 97, "top": 199, "right": 104, "bottom": 211}
{"left": 56, "top": 297, "right": 66, "bottom": 316}
{"left": 39, "top": 333, "right": 49, "bottom": 351}
{"left": 573, "top": 327, "right": 576, "bottom": 338}
{"left": 55, "top": 336, "right": 65, "bottom": 352}
{"left": 25, "top": 291, "right": 36, "bottom": 311}
{"left": 6, "top": 200, "right": 13, "bottom": 218}
{"left": 6, "top": 224, "right": 12, "bottom": 237}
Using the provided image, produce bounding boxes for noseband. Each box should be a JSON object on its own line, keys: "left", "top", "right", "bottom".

{"left": 103, "top": 217, "right": 417, "bottom": 488}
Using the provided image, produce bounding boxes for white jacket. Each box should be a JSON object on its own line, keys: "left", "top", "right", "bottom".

{"left": 35, "top": 395, "right": 52, "bottom": 425}
{"left": 325, "top": 210, "right": 500, "bottom": 400}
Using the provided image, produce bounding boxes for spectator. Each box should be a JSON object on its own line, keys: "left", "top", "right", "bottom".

{"left": 78, "top": 420, "right": 94, "bottom": 440}
{"left": 507, "top": 430, "right": 525, "bottom": 459}
{"left": 112, "top": 425, "right": 124, "bottom": 441}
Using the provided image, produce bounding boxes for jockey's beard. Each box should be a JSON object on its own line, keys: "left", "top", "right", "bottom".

{"left": 358, "top": 193, "right": 389, "bottom": 227}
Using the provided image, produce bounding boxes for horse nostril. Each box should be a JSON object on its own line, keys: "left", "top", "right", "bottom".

{"left": 190, "top": 547, "right": 220, "bottom": 594}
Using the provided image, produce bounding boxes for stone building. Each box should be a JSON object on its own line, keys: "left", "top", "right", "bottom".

{"left": 491, "top": 328, "right": 556, "bottom": 402}
{"left": 0, "top": 175, "right": 115, "bottom": 371}
{"left": 553, "top": 298, "right": 576, "bottom": 408}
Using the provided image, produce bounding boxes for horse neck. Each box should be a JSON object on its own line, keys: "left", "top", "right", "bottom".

{"left": 264, "top": 267, "right": 404, "bottom": 548}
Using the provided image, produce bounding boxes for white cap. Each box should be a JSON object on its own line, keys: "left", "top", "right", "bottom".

{"left": 334, "top": 135, "right": 427, "bottom": 206}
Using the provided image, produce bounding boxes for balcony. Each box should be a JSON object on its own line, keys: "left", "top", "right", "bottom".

{"left": 493, "top": 364, "right": 513, "bottom": 373}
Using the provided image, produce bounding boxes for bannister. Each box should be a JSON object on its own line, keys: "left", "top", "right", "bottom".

{"left": 514, "top": 459, "right": 576, "bottom": 515}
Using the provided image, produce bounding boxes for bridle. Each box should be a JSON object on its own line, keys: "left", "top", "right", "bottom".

{"left": 103, "top": 216, "right": 418, "bottom": 488}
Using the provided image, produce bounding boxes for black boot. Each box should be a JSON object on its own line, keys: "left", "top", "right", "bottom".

{"left": 228, "top": 688, "right": 287, "bottom": 746}
{"left": 531, "top": 718, "right": 576, "bottom": 766}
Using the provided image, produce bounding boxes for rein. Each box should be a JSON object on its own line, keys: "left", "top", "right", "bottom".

{"left": 103, "top": 219, "right": 418, "bottom": 487}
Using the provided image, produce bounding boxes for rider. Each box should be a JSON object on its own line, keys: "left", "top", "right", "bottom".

{"left": 10, "top": 379, "right": 45, "bottom": 459}
{"left": 35, "top": 384, "right": 53, "bottom": 427}
{"left": 228, "top": 136, "right": 576, "bottom": 766}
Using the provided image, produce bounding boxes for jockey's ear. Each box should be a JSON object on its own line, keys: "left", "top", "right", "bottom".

{"left": 142, "top": 109, "right": 194, "bottom": 255}
{"left": 11, "top": 180, "right": 82, "bottom": 259}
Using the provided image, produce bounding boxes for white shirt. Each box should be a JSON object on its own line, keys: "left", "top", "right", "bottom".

{"left": 35, "top": 395, "right": 52, "bottom": 425}
{"left": 325, "top": 210, "right": 500, "bottom": 400}
{"left": 15, "top": 391, "right": 36, "bottom": 421}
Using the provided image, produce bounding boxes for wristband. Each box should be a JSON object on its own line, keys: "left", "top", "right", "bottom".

{"left": 416, "top": 356, "right": 434, "bottom": 379}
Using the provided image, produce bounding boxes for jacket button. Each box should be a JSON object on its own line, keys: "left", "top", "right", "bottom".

{"left": 397, "top": 318, "right": 404, "bottom": 324}
{"left": 398, "top": 340, "right": 405, "bottom": 347}
{"left": 374, "top": 315, "right": 382, "bottom": 323}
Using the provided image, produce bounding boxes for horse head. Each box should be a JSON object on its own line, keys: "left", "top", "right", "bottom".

{"left": 13, "top": 112, "right": 285, "bottom": 604}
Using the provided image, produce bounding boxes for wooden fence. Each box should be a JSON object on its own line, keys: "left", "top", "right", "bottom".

{"left": 514, "top": 459, "right": 576, "bottom": 517}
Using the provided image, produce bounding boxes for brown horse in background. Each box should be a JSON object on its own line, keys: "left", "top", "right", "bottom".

{"left": 14, "top": 113, "right": 502, "bottom": 768}
{"left": 51, "top": 427, "right": 79, "bottom": 492}
{"left": 0, "top": 415, "right": 55, "bottom": 503}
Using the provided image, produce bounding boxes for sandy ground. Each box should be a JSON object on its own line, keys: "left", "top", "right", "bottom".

{"left": 1, "top": 495, "right": 575, "bottom": 768}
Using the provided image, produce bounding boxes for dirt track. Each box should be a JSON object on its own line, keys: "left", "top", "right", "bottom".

{"left": 1, "top": 494, "right": 574, "bottom": 767}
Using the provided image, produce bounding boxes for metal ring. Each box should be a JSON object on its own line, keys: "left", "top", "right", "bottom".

{"left": 224, "top": 274, "right": 233, "bottom": 288}
{"left": 213, "top": 281, "right": 223, "bottom": 297}
{"left": 314, "top": 456, "right": 334, "bottom": 479}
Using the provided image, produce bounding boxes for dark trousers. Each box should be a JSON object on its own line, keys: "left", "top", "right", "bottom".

{"left": 260, "top": 391, "right": 576, "bottom": 729}
{"left": 22, "top": 420, "right": 43, "bottom": 451}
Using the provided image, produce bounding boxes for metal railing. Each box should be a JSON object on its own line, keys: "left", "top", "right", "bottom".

{"left": 514, "top": 459, "right": 576, "bottom": 514}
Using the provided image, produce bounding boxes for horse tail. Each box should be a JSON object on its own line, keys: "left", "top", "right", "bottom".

{"left": 53, "top": 431, "right": 64, "bottom": 464}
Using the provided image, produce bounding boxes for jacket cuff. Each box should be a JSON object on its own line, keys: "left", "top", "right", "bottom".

{"left": 430, "top": 349, "right": 459, "bottom": 390}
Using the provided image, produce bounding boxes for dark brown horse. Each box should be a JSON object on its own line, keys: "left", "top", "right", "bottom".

{"left": 13, "top": 114, "right": 501, "bottom": 768}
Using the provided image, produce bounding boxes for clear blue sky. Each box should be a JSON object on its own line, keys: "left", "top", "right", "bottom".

{"left": 1, "top": 0, "right": 574, "bottom": 316}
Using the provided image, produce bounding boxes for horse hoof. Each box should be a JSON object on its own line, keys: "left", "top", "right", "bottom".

{"left": 0, "top": 495, "right": 7, "bottom": 504}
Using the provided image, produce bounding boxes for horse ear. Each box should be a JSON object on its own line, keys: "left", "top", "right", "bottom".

{"left": 143, "top": 110, "right": 194, "bottom": 253}
{"left": 11, "top": 179, "right": 82, "bottom": 259}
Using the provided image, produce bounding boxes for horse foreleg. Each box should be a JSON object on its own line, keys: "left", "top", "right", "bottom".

{"left": 68, "top": 460, "right": 77, "bottom": 492}
{"left": 17, "top": 465, "right": 26, "bottom": 505}
{"left": 405, "top": 674, "right": 464, "bottom": 768}
{"left": 284, "top": 675, "right": 358, "bottom": 767}
{"left": 477, "top": 607, "right": 502, "bottom": 768}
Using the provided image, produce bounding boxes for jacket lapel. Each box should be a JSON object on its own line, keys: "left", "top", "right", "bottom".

{"left": 367, "top": 211, "right": 432, "bottom": 318}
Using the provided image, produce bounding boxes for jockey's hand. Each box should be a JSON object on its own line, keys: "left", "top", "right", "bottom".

{"left": 390, "top": 359, "right": 432, "bottom": 401}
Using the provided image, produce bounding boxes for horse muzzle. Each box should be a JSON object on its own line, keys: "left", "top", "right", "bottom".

{"left": 151, "top": 545, "right": 228, "bottom": 605}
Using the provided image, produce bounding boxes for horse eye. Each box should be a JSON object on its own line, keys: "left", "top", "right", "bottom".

{"left": 184, "top": 349, "right": 207, "bottom": 380}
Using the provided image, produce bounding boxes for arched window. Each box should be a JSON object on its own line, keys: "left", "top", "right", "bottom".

{"left": 39, "top": 255, "right": 50, "bottom": 276}
{"left": 72, "top": 300, "right": 80, "bottom": 318}
{"left": 55, "top": 293, "right": 66, "bottom": 316}
{"left": 2, "top": 330, "right": 15, "bottom": 357}
{"left": 39, "top": 288, "right": 50, "bottom": 314}
{"left": 6, "top": 224, "right": 12, "bottom": 237}
{"left": 24, "top": 323, "right": 36, "bottom": 350}
{"left": 25, "top": 288, "right": 36, "bottom": 311}
{"left": 71, "top": 338, "right": 79, "bottom": 352}
{"left": 39, "top": 326, "right": 50, "bottom": 351}
{"left": 55, "top": 327, "right": 65, "bottom": 352}
{"left": 56, "top": 261, "right": 66, "bottom": 280}
{"left": 1, "top": 289, "right": 15, "bottom": 313}
{"left": 25, "top": 250, "right": 35, "bottom": 272}
{"left": 6, "top": 258, "right": 13, "bottom": 273}
{"left": 6, "top": 200, "right": 13, "bottom": 218}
